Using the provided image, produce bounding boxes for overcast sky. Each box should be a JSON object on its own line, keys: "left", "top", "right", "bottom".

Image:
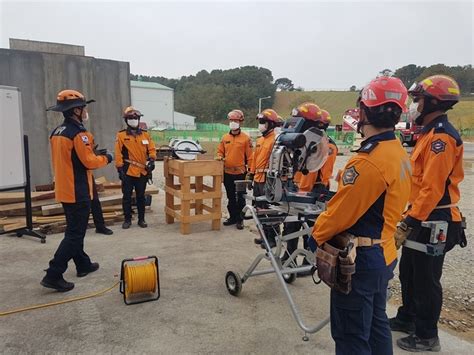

{"left": 0, "top": 0, "right": 472, "bottom": 89}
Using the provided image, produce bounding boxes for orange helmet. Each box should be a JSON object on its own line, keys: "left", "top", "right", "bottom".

{"left": 227, "top": 109, "right": 244, "bottom": 121}
{"left": 256, "top": 109, "right": 280, "bottom": 123}
{"left": 46, "top": 89, "right": 95, "bottom": 112}
{"left": 291, "top": 102, "right": 323, "bottom": 121}
{"left": 408, "top": 75, "right": 460, "bottom": 102}
{"left": 123, "top": 106, "right": 143, "bottom": 119}
{"left": 359, "top": 76, "right": 408, "bottom": 112}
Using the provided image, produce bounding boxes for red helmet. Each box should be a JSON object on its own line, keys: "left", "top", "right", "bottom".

{"left": 409, "top": 75, "right": 460, "bottom": 102}
{"left": 359, "top": 76, "right": 408, "bottom": 112}
{"left": 256, "top": 109, "right": 280, "bottom": 123}
{"left": 320, "top": 110, "right": 331, "bottom": 125}
{"left": 123, "top": 106, "right": 143, "bottom": 119}
{"left": 291, "top": 102, "right": 323, "bottom": 121}
{"left": 47, "top": 89, "right": 95, "bottom": 112}
{"left": 227, "top": 109, "right": 244, "bottom": 121}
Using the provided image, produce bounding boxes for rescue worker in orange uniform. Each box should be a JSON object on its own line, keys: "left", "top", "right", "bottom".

{"left": 216, "top": 109, "right": 253, "bottom": 230}
{"left": 41, "top": 90, "right": 113, "bottom": 292}
{"left": 248, "top": 109, "right": 282, "bottom": 247}
{"left": 297, "top": 109, "right": 338, "bottom": 193}
{"left": 282, "top": 105, "right": 338, "bottom": 276}
{"left": 115, "top": 106, "right": 156, "bottom": 229}
{"left": 312, "top": 77, "right": 411, "bottom": 354}
{"left": 390, "top": 75, "right": 467, "bottom": 352}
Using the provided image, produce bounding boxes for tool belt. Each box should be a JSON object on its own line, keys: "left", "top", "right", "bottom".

{"left": 124, "top": 159, "right": 146, "bottom": 169}
{"left": 315, "top": 233, "right": 382, "bottom": 294}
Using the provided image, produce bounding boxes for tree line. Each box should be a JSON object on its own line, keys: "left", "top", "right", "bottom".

{"left": 350, "top": 64, "right": 473, "bottom": 94}
{"left": 131, "top": 66, "right": 278, "bottom": 125}
{"left": 131, "top": 63, "right": 472, "bottom": 125}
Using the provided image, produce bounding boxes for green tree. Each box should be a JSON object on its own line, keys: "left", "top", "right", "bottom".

{"left": 275, "top": 77, "right": 294, "bottom": 91}
{"left": 394, "top": 64, "right": 426, "bottom": 87}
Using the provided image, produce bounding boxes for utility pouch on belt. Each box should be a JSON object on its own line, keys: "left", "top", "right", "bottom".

{"left": 316, "top": 233, "right": 356, "bottom": 295}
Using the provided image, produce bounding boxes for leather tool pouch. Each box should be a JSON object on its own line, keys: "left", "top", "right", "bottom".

{"left": 316, "top": 233, "right": 356, "bottom": 295}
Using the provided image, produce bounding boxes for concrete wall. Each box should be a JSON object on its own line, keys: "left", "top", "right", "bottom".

{"left": 131, "top": 86, "right": 174, "bottom": 127}
{"left": 10, "top": 38, "right": 85, "bottom": 56}
{"left": 0, "top": 48, "right": 130, "bottom": 186}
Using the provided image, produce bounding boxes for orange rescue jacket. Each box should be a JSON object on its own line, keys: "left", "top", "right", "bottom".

{"left": 312, "top": 131, "right": 411, "bottom": 269}
{"left": 298, "top": 138, "right": 338, "bottom": 192}
{"left": 50, "top": 119, "right": 109, "bottom": 203}
{"left": 115, "top": 128, "right": 157, "bottom": 177}
{"left": 406, "top": 115, "right": 464, "bottom": 223}
{"left": 250, "top": 130, "right": 276, "bottom": 183}
{"left": 216, "top": 130, "right": 253, "bottom": 175}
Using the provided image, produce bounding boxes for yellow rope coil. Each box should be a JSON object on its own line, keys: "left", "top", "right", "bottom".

{"left": 124, "top": 261, "right": 158, "bottom": 300}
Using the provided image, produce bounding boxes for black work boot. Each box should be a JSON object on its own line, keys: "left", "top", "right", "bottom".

{"left": 138, "top": 220, "right": 148, "bottom": 228}
{"left": 236, "top": 221, "right": 244, "bottom": 230}
{"left": 389, "top": 317, "right": 416, "bottom": 334}
{"left": 122, "top": 220, "right": 131, "bottom": 229}
{"left": 260, "top": 235, "right": 277, "bottom": 249}
{"left": 40, "top": 276, "right": 75, "bottom": 292}
{"left": 223, "top": 218, "right": 236, "bottom": 226}
{"left": 397, "top": 334, "right": 441, "bottom": 352}
{"left": 95, "top": 225, "right": 113, "bottom": 235}
{"left": 77, "top": 262, "right": 100, "bottom": 277}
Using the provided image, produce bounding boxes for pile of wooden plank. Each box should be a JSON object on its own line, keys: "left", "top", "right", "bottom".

{"left": 0, "top": 177, "right": 159, "bottom": 235}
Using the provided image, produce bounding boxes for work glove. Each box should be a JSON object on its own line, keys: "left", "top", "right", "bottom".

{"left": 215, "top": 156, "right": 224, "bottom": 161}
{"left": 245, "top": 172, "right": 254, "bottom": 182}
{"left": 93, "top": 144, "right": 113, "bottom": 163}
{"left": 93, "top": 144, "right": 108, "bottom": 156}
{"left": 394, "top": 216, "right": 421, "bottom": 249}
{"left": 146, "top": 159, "right": 155, "bottom": 172}
{"left": 117, "top": 167, "right": 126, "bottom": 181}
{"left": 105, "top": 152, "right": 114, "bottom": 163}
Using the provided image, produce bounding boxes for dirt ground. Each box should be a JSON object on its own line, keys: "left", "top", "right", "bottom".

{"left": 331, "top": 144, "right": 474, "bottom": 341}
{"left": 155, "top": 142, "right": 474, "bottom": 342}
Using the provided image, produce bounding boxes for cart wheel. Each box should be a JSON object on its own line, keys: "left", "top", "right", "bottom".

{"left": 283, "top": 265, "right": 297, "bottom": 284}
{"left": 225, "top": 271, "right": 242, "bottom": 296}
{"left": 16, "top": 232, "right": 23, "bottom": 238}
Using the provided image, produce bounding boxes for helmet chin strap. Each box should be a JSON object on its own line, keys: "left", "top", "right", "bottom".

{"left": 356, "top": 119, "right": 371, "bottom": 138}
{"left": 76, "top": 107, "right": 85, "bottom": 123}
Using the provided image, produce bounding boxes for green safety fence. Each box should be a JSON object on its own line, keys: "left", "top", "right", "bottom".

{"left": 150, "top": 128, "right": 357, "bottom": 148}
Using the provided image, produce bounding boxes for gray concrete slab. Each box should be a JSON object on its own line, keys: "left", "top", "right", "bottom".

{"left": 0, "top": 192, "right": 472, "bottom": 354}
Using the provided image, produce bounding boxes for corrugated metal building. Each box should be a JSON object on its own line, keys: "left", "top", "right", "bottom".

{"left": 130, "top": 80, "right": 195, "bottom": 130}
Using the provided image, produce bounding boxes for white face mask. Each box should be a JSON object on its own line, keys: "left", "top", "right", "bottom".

{"left": 408, "top": 101, "right": 421, "bottom": 121}
{"left": 127, "top": 119, "right": 139, "bottom": 128}
{"left": 82, "top": 111, "right": 89, "bottom": 122}
{"left": 229, "top": 121, "right": 240, "bottom": 130}
{"left": 258, "top": 123, "right": 267, "bottom": 133}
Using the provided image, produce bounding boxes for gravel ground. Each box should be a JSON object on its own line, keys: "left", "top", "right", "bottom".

{"left": 154, "top": 142, "right": 474, "bottom": 339}
{"left": 333, "top": 145, "right": 474, "bottom": 339}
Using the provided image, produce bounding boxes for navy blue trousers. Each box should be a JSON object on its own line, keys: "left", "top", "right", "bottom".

{"left": 46, "top": 201, "right": 92, "bottom": 279}
{"left": 331, "top": 261, "right": 396, "bottom": 355}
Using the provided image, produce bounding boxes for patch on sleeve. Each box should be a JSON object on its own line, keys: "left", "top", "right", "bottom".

{"left": 81, "top": 135, "right": 89, "bottom": 143}
{"left": 431, "top": 139, "right": 446, "bottom": 154}
{"left": 342, "top": 166, "right": 359, "bottom": 186}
